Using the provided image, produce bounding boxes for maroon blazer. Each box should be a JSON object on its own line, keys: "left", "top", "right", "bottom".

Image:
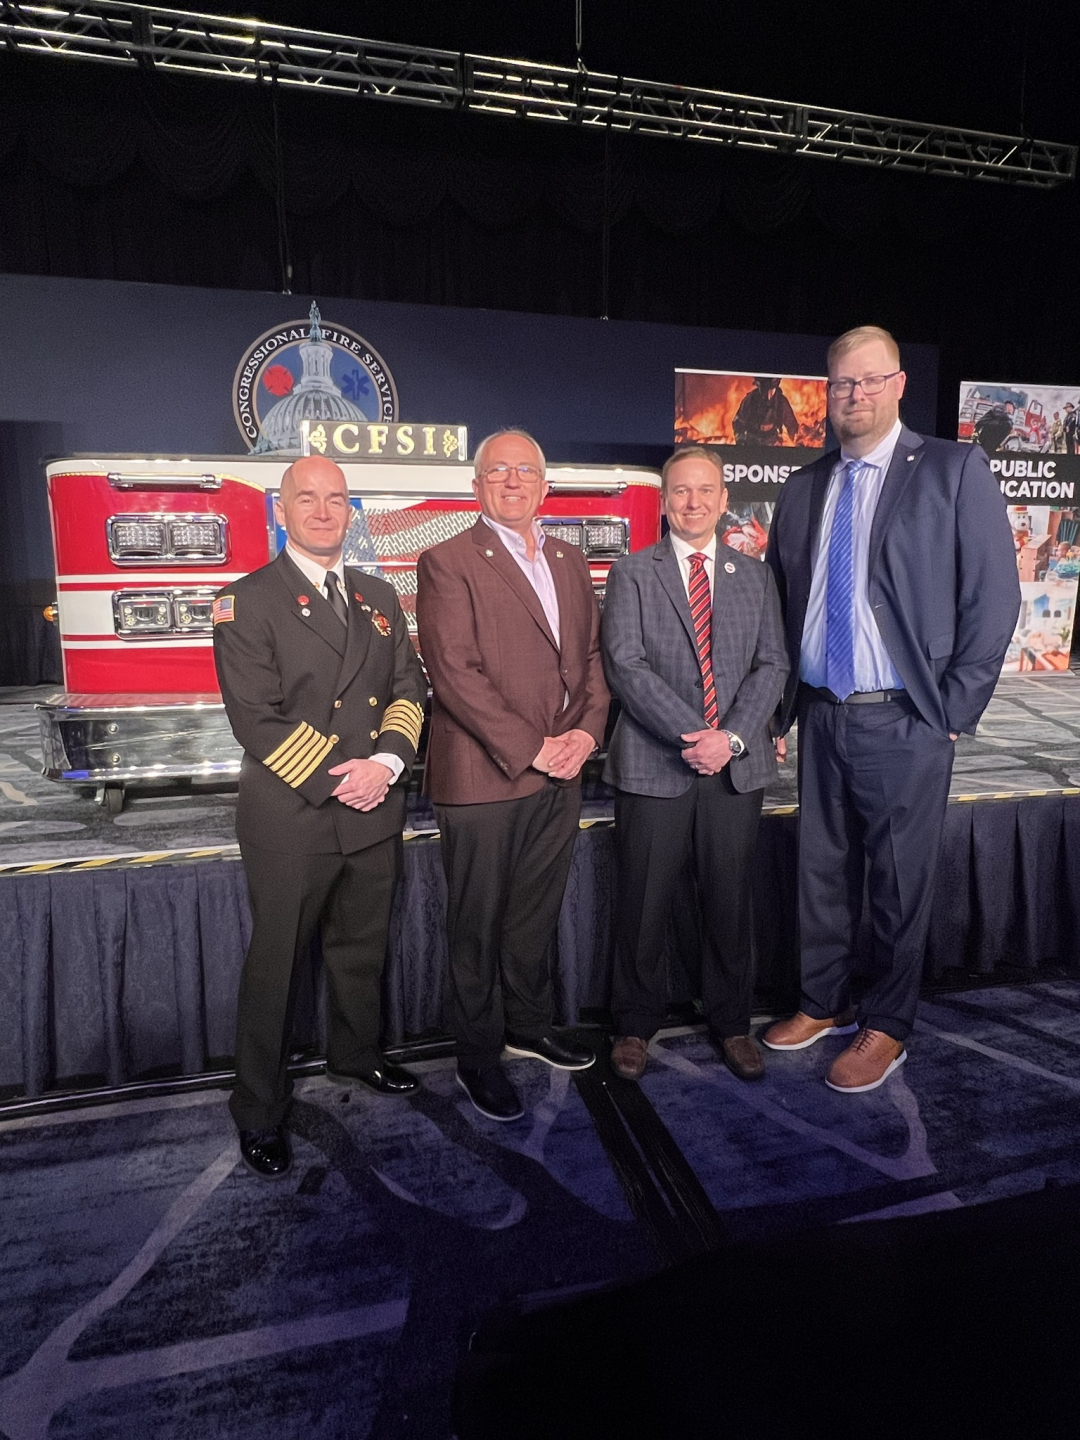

{"left": 416, "top": 519, "right": 610, "bottom": 804}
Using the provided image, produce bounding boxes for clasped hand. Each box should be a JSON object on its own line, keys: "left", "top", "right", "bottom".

{"left": 532, "top": 728, "right": 596, "bottom": 780}
{"left": 681, "top": 727, "right": 732, "bottom": 776}
{"left": 329, "top": 757, "right": 393, "bottom": 811}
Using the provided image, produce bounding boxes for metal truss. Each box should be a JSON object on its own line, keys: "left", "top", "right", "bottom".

{"left": 2, "top": 1, "right": 1075, "bottom": 188}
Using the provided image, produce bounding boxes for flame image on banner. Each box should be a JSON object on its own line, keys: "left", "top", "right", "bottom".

{"left": 675, "top": 372, "right": 827, "bottom": 449}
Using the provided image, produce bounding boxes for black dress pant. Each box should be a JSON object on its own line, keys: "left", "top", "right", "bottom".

{"left": 230, "top": 836, "right": 400, "bottom": 1130}
{"left": 436, "top": 782, "right": 580, "bottom": 1068}
{"left": 796, "top": 690, "right": 955, "bottom": 1043}
{"left": 611, "top": 771, "right": 764, "bottom": 1043}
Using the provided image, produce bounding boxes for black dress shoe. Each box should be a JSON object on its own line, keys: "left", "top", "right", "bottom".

{"left": 457, "top": 1064, "right": 525, "bottom": 1122}
{"left": 504, "top": 1031, "right": 596, "bottom": 1071}
{"left": 325, "top": 1062, "right": 419, "bottom": 1095}
{"left": 239, "top": 1126, "right": 292, "bottom": 1180}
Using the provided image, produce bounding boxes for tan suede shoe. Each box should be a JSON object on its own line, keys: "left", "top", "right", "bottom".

{"left": 761, "top": 1008, "right": 858, "bottom": 1051}
{"left": 611, "top": 1035, "right": 649, "bottom": 1081}
{"left": 826, "top": 1029, "right": 907, "bottom": 1093}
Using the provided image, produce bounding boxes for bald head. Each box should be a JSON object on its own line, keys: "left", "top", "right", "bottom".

{"left": 275, "top": 454, "right": 351, "bottom": 566}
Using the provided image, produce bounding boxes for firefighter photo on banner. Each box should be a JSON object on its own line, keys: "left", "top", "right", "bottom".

{"left": 674, "top": 369, "right": 828, "bottom": 559}
{"left": 959, "top": 380, "right": 1080, "bottom": 674}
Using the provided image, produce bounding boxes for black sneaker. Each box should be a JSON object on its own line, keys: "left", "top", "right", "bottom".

{"left": 456, "top": 1064, "right": 525, "bottom": 1121}
{"left": 504, "top": 1031, "right": 595, "bottom": 1071}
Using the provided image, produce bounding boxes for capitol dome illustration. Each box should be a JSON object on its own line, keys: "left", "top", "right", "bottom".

{"left": 253, "top": 303, "right": 369, "bottom": 454}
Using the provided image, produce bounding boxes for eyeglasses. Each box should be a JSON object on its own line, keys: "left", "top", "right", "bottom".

{"left": 478, "top": 464, "right": 544, "bottom": 483}
{"left": 827, "top": 371, "right": 902, "bottom": 399}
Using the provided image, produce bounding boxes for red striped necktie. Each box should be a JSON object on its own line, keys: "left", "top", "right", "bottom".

{"left": 688, "top": 552, "right": 718, "bottom": 727}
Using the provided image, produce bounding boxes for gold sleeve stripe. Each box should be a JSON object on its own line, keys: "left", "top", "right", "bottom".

{"left": 281, "top": 736, "right": 335, "bottom": 788}
{"left": 264, "top": 722, "right": 317, "bottom": 769}
{"left": 263, "top": 721, "right": 335, "bottom": 787}
{"left": 379, "top": 699, "right": 424, "bottom": 747}
{"left": 278, "top": 732, "right": 333, "bottom": 787}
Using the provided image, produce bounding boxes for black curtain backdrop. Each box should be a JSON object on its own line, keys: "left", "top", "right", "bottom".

{"left": 1, "top": 51, "right": 1077, "bottom": 438}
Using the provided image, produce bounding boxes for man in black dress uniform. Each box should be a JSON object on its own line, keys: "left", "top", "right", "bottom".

{"left": 214, "top": 454, "right": 427, "bottom": 1178}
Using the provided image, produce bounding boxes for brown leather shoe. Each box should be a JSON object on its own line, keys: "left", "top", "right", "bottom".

{"left": 611, "top": 1035, "right": 649, "bottom": 1080}
{"left": 761, "top": 1008, "right": 858, "bottom": 1051}
{"left": 720, "top": 1035, "right": 764, "bottom": 1081}
{"left": 826, "top": 1029, "right": 907, "bottom": 1093}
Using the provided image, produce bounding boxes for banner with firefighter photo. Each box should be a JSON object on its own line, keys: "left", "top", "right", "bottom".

{"left": 674, "top": 369, "right": 827, "bottom": 559}
{"left": 958, "top": 380, "right": 1080, "bottom": 674}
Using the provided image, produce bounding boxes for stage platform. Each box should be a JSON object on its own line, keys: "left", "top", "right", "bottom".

{"left": 3, "top": 675, "right": 1080, "bottom": 1101}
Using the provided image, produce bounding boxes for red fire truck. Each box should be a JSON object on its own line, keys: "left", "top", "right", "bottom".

{"left": 40, "top": 448, "right": 661, "bottom": 810}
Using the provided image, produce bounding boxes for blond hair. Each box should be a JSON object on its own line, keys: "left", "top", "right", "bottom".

{"left": 827, "top": 326, "right": 901, "bottom": 370}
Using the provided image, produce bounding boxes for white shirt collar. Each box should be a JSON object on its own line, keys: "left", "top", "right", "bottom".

{"left": 286, "top": 544, "right": 345, "bottom": 592}
{"left": 481, "top": 513, "right": 545, "bottom": 557}
{"left": 840, "top": 418, "right": 903, "bottom": 471}
{"left": 669, "top": 530, "right": 718, "bottom": 565}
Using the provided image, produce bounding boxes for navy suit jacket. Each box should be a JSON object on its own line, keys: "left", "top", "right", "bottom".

{"left": 601, "top": 534, "right": 788, "bottom": 797}
{"left": 765, "top": 425, "right": 1020, "bottom": 737}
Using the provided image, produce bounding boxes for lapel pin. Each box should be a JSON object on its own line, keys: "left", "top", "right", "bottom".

{"left": 297, "top": 594, "right": 309, "bottom": 605}
{"left": 354, "top": 592, "right": 363, "bottom": 602}
{"left": 361, "top": 603, "right": 372, "bottom": 612}
{"left": 724, "top": 561, "right": 736, "bottom": 573}
{"left": 485, "top": 548, "right": 494, "bottom": 557}
{"left": 301, "top": 606, "right": 311, "bottom": 616}
{"left": 555, "top": 550, "right": 564, "bottom": 558}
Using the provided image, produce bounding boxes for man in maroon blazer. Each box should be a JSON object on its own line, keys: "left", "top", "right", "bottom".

{"left": 416, "top": 429, "right": 610, "bottom": 1120}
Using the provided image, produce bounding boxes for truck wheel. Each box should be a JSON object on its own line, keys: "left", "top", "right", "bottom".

{"left": 100, "top": 785, "right": 125, "bottom": 816}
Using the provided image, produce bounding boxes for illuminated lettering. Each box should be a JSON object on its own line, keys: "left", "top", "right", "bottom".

{"left": 366, "top": 424, "right": 389, "bottom": 454}
{"left": 333, "top": 423, "right": 360, "bottom": 454}
{"left": 396, "top": 425, "right": 415, "bottom": 455}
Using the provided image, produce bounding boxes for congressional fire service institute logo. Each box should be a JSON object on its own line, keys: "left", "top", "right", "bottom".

{"left": 232, "top": 302, "right": 399, "bottom": 455}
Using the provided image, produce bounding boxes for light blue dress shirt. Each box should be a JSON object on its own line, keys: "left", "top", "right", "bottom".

{"left": 481, "top": 514, "right": 561, "bottom": 648}
{"left": 799, "top": 419, "right": 905, "bottom": 693}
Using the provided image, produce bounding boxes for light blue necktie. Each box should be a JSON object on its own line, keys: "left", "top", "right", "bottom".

{"left": 825, "top": 461, "right": 866, "bottom": 701}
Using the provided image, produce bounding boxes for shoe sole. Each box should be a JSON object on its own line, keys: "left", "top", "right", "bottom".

{"left": 825, "top": 1049, "right": 908, "bottom": 1093}
{"left": 761, "top": 1021, "right": 859, "bottom": 1051}
{"left": 455, "top": 1071, "right": 525, "bottom": 1122}
{"left": 503, "top": 1044, "right": 596, "bottom": 1071}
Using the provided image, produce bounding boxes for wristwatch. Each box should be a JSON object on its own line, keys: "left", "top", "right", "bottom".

{"left": 722, "top": 730, "right": 746, "bottom": 758}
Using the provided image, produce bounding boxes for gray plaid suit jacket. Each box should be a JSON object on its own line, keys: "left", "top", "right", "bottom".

{"left": 601, "top": 533, "right": 788, "bottom": 797}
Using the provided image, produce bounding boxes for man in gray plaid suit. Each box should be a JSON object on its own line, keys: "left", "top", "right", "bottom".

{"left": 600, "top": 446, "right": 788, "bottom": 1081}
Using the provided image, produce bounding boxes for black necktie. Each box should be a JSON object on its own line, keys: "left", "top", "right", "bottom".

{"left": 323, "top": 571, "right": 348, "bottom": 627}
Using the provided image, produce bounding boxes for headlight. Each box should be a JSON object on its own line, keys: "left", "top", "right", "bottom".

{"left": 112, "top": 588, "right": 218, "bottom": 637}
{"left": 107, "top": 514, "right": 227, "bottom": 565}
{"left": 108, "top": 518, "right": 168, "bottom": 561}
{"left": 541, "top": 521, "right": 584, "bottom": 547}
{"left": 115, "top": 594, "right": 173, "bottom": 633}
{"left": 584, "top": 521, "right": 628, "bottom": 557}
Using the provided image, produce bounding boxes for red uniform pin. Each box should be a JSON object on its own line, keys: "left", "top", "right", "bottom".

{"left": 354, "top": 593, "right": 363, "bottom": 602}
{"left": 297, "top": 594, "right": 309, "bottom": 605}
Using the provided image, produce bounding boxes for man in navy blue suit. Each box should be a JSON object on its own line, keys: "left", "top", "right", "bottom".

{"left": 763, "top": 326, "right": 1019, "bottom": 1092}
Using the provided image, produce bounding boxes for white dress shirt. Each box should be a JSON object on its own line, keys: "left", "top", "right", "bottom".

{"left": 285, "top": 545, "right": 403, "bottom": 781}
{"left": 799, "top": 419, "right": 906, "bottom": 693}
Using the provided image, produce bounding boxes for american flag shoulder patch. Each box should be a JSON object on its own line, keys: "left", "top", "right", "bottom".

{"left": 212, "top": 595, "right": 235, "bottom": 626}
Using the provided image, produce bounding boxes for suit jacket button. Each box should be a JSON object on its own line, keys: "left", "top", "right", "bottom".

{"left": 368, "top": 696, "right": 378, "bottom": 706}
{"left": 329, "top": 734, "right": 340, "bottom": 744}
{"left": 370, "top": 729, "right": 379, "bottom": 740}
{"left": 333, "top": 699, "right": 342, "bottom": 709}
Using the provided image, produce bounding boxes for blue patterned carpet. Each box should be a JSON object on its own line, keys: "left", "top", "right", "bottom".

{"left": 4, "top": 982, "right": 1080, "bottom": 1439}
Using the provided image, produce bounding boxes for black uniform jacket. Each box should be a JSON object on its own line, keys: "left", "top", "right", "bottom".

{"left": 214, "top": 551, "right": 427, "bottom": 855}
